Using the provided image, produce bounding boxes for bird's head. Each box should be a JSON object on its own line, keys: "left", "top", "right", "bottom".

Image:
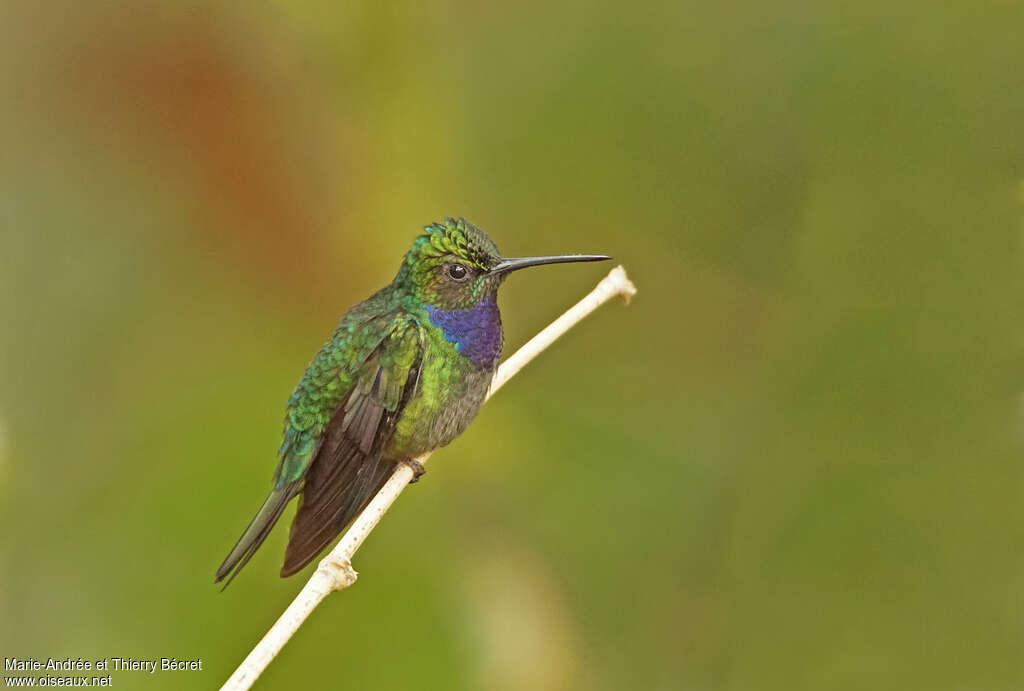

{"left": 396, "top": 217, "right": 609, "bottom": 310}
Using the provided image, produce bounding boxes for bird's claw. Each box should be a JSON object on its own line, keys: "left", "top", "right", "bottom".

{"left": 403, "top": 459, "right": 426, "bottom": 483}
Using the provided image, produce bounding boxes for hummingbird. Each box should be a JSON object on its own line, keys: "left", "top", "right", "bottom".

{"left": 215, "top": 218, "right": 609, "bottom": 585}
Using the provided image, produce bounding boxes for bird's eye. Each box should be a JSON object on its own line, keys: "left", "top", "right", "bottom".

{"left": 447, "top": 263, "right": 469, "bottom": 281}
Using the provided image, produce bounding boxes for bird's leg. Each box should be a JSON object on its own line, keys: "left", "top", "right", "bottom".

{"left": 402, "top": 458, "right": 426, "bottom": 483}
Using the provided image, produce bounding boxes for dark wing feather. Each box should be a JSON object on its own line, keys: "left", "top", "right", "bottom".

{"left": 280, "top": 327, "right": 423, "bottom": 577}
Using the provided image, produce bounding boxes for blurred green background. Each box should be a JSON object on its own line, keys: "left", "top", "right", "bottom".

{"left": 2, "top": 1, "right": 1022, "bottom": 689}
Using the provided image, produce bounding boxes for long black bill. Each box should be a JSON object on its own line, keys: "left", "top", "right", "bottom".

{"left": 489, "top": 254, "right": 611, "bottom": 275}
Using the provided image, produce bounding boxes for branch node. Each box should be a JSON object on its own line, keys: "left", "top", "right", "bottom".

{"left": 318, "top": 557, "right": 358, "bottom": 591}
{"left": 608, "top": 265, "right": 637, "bottom": 305}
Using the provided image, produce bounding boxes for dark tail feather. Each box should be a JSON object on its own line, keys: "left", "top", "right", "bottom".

{"left": 279, "top": 456, "right": 398, "bottom": 577}
{"left": 215, "top": 482, "right": 299, "bottom": 588}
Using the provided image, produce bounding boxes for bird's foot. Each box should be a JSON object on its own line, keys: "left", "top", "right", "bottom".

{"left": 402, "top": 459, "right": 426, "bottom": 483}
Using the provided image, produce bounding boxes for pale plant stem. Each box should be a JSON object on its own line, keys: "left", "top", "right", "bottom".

{"left": 221, "top": 266, "right": 637, "bottom": 691}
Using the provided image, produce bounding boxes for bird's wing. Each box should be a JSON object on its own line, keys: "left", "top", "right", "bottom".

{"left": 215, "top": 293, "right": 403, "bottom": 587}
{"left": 280, "top": 315, "right": 424, "bottom": 576}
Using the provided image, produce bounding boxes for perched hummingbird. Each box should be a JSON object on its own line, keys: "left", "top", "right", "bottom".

{"left": 215, "top": 218, "right": 609, "bottom": 585}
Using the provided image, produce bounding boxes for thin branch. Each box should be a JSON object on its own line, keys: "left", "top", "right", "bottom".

{"left": 221, "top": 266, "right": 637, "bottom": 691}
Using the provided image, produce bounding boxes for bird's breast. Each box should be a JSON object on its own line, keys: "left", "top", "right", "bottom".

{"left": 385, "top": 306, "right": 499, "bottom": 456}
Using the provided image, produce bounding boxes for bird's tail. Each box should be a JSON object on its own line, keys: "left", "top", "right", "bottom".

{"left": 215, "top": 482, "right": 299, "bottom": 588}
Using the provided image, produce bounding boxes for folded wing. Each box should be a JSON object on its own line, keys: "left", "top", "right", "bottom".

{"left": 280, "top": 319, "right": 423, "bottom": 576}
